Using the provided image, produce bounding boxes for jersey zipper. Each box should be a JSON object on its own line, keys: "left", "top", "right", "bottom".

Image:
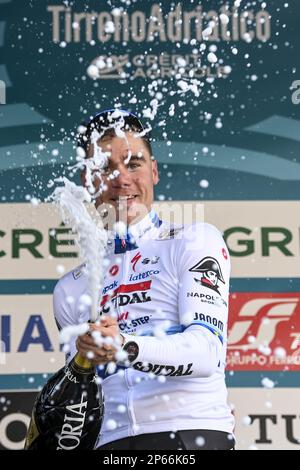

{"left": 122, "top": 249, "right": 139, "bottom": 436}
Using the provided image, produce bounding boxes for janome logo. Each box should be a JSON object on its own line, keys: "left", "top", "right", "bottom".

{"left": 227, "top": 293, "right": 300, "bottom": 371}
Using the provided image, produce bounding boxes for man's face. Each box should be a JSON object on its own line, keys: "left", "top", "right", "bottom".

{"left": 82, "top": 132, "right": 159, "bottom": 225}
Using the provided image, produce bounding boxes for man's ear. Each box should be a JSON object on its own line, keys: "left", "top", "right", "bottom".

{"left": 152, "top": 159, "right": 159, "bottom": 186}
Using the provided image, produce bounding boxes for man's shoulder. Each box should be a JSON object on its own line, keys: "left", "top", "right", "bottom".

{"left": 156, "top": 220, "right": 223, "bottom": 241}
{"left": 186, "top": 222, "right": 223, "bottom": 238}
{"left": 54, "top": 263, "right": 87, "bottom": 293}
{"left": 155, "top": 221, "right": 185, "bottom": 241}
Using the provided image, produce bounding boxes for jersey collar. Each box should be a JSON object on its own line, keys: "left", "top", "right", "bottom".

{"left": 113, "top": 209, "right": 161, "bottom": 254}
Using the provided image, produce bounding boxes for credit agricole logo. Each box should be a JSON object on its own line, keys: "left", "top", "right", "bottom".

{"left": 47, "top": 3, "right": 271, "bottom": 80}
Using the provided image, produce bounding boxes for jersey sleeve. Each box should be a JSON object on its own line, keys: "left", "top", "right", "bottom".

{"left": 177, "top": 223, "right": 230, "bottom": 353}
{"left": 53, "top": 279, "right": 79, "bottom": 364}
{"left": 121, "top": 223, "right": 230, "bottom": 378}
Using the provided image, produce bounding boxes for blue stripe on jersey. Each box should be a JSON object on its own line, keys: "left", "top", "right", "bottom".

{"left": 140, "top": 325, "right": 185, "bottom": 336}
{"left": 140, "top": 323, "right": 223, "bottom": 343}
{"left": 186, "top": 322, "right": 224, "bottom": 344}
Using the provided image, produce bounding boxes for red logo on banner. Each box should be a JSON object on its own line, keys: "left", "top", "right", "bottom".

{"left": 227, "top": 293, "right": 300, "bottom": 371}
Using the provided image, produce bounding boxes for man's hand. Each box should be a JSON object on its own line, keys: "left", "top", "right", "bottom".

{"left": 76, "top": 316, "right": 124, "bottom": 366}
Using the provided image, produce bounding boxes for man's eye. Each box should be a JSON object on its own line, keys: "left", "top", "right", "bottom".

{"left": 128, "top": 163, "right": 140, "bottom": 170}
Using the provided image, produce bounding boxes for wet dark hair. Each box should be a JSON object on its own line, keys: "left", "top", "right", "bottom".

{"left": 77, "top": 109, "right": 153, "bottom": 157}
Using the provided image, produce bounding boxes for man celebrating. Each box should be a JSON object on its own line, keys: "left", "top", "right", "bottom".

{"left": 53, "top": 109, "right": 235, "bottom": 450}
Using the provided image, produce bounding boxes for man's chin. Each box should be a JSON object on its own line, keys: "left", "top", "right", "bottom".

{"left": 96, "top": 200, "right": 149, "bottom": 227}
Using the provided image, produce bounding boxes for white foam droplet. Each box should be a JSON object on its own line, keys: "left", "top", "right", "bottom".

{"left": 242, "top": 415, "right": 252, "bottom": 426}
{"left": 87, "top": 64, "right": 99, "bottom": 79}
{"left": 56, "top": 264, "right": 65, "bottom": 275}
{"left": 59, "top": 323, "right": 89, "bottom": 344}
{"left": 274, "top": 347, "right": 286, "bottom": 359}
{"left": 199, "top": 179, "right": 209, "bottom": 189}
{"left": 106, "top": 419, "right": 117, "bottom": 430}
{"left": 261, "top": 377, "right": 275, "bottom": 389}
{"left": 195, "top": 436, "right": 205, "bottom": 447}
{"left": 220, "top": 14, "right": 229, "bottom": 25}
{"left": 117, "top": 405, "right": 126, "bottom": 414}
{"left": 207, "top": 52, "right": 218, "bottom": 63}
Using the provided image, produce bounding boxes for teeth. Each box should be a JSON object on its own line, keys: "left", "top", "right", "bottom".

{"left": 119, "top": 195, "right": 135, "bottom": 200}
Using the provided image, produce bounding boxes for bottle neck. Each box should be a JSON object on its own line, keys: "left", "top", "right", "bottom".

{"left": 73, "top": 353, "right": 94, "bottom": 372}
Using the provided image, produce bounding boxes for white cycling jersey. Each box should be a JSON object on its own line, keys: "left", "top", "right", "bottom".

{"left": 53, "top": 209, "right": 235, "bottom": 447}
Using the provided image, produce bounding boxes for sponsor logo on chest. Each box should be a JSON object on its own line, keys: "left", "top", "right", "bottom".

{"left": 100, "top": 281, "right": 152, "bottom": 314}
{"left": 187, "top": 291, "right": 227, "bottom": 307}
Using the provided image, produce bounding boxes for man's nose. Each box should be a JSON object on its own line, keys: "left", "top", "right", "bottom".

{"left": 112, "top": 164, "right": 132, "bottom": 187}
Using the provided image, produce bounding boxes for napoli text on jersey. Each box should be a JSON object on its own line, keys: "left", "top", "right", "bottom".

{"left": 53, "top": 210, "right": 235, "bottom": 447}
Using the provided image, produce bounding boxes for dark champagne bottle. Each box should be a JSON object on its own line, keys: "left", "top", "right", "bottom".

{"left": 24, "top": 353, "right": 104, "bottom": 450}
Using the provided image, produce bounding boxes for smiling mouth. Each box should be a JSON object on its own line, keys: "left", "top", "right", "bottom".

{"left": 111, "top": 195, "right": 138, "bottom": 202}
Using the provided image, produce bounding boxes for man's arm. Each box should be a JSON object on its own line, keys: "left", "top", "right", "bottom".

{"left": 53, "top": 280, "right": 79, "bottom": 363}
{"left": 77, "top": 223, "right": 230, "bottom": 378}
